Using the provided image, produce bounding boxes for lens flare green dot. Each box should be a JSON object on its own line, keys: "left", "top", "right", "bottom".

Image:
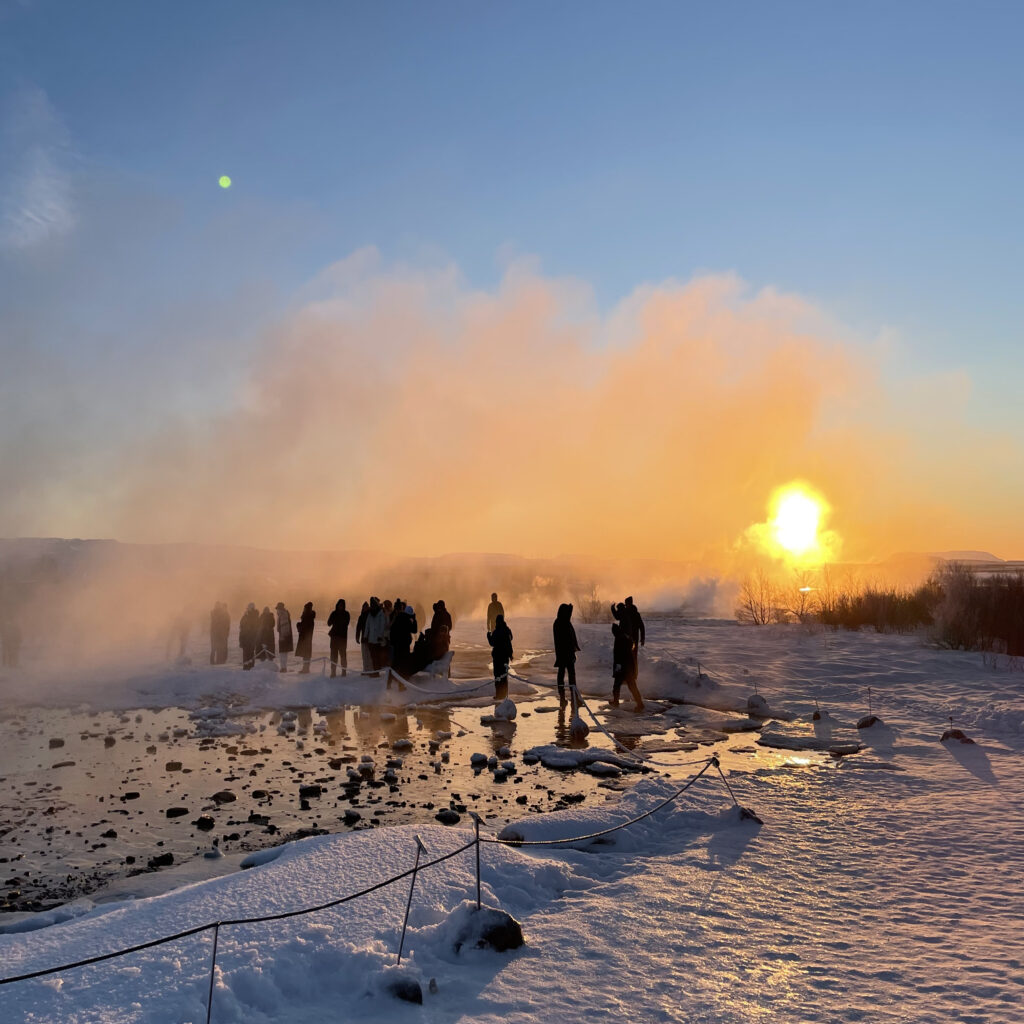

{"left": 218, "top": 175, "right": 232, "bottom": 188}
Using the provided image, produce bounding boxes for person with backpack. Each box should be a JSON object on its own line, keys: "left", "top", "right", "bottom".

{"left": 487, "top": 613, "right": 514, "bottom": 700}
{"left": 552, "top": 603, "right": 580, "bottom": 703}
{"left": 610, "top": 622, "right": 644, "bottom": 711}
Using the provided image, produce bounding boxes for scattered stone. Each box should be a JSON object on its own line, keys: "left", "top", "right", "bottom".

{"left": 104, "top": 737, "right": 116, "bottom": 748}
{"left": 165, "top": 761, "right": 182, "bottom": 772}
{"left": 299, "top": 784, "right": 322, "bottom": 799}
{"left": 386, "top": 976, "right": 423, "bottom": 1004}
{"left": 147, "top": 852, "right": 174, "bottom": 869}
{"left": 435, "top": 808, "right": 461, "bottom": 825}
{"left": 194, "top": 815, "right": 216, "bottom": 831}
{"left": 452, "top": 907, "right": 525, "bottom": 953}
{"left": 48, "top": 738, "right": 65, "bottom": 749}
{"left": 211, "top": 791, "right": 236, "bottom": 804}
{"left": 165, "top": 807, "right": 189, "bottom": 819}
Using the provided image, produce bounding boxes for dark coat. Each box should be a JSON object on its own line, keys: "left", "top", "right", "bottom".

{"left": 238, "top": 607, "right": 260, "bottom": 648}
{"left": 327, "top": 604, "right": 351, "bottom": 640}
{"left": 552, "top": 604, "right": 580, "bottom": 667}
{"left": 258, "top": 610, "right": 276, "bottom": 655}
{"left": 612, "top": 627, "right": 636, "bottom": 682}
{"left": 355, "top": 606, "right": 369, "bottom": 644}
{"left": 488, "top": 619, "right": 514, "bottom": 665}
{"left": 277, "top": 607, "right": 294, "bottom": 653}
{"left": 627, "top": 604, "right": 645, "bottom": 645}
{"left": 390, "top": 612, "right": 416, "bottom": 656}
{"left": 296, "top": 604, "right": 316, "bottom": 660}
{"left": 430, "top": 603, "right": 453, "bottom": 633}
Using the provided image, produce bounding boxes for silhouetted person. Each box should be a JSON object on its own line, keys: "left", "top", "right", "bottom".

{"left": 355, "top": 600, "right": 371, "bottom": 672}
{"left": 613, "top": 597, "right": 646, "bottom": 676}
{"left": 429, "top": 599, "right": 453, "bottom": 657}
{"left": 487, "top": 592, "right": 504, "bottom": 633}
{"left": 296, "top": 602, "right": 316, "bottom": 673}
{"left": 209, "top": 603, "right": 230, "bottom": 664}
{"left": 276, "top": 602, "right": 293, "bottom": 672}
{"left": 610, "top": 623, "right": 644, "bottom": 711}
{"left": 239, "top": 603, "right": 259, "bottom": 670}
{"left": 364, "top": 597, "right": 389, "bottom": 673}
{"left": 327, "top": 599, "right": 350, "bottom": 678}
{"left": 257, "top": 606, "right": 276, "bottom": 661}
{"left": 487, "top": 613, "right": 514, "bottom": 700}
{"left": 1, "top": 619, "right": 22, "bottom": 668}
{"left": 553, "top": 603, "right": 580, "bottom": 703}
{"left": 388, "top": 604, "right": 416, "bottom": 688}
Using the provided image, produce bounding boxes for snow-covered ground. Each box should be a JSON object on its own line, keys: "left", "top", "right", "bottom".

{"left": 2, "top": 619, "right": 1023, "bottom": 1022}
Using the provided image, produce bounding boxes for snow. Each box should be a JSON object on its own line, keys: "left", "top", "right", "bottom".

{"left": 2, "top": 619, "right": 1024, "bottom": 1021}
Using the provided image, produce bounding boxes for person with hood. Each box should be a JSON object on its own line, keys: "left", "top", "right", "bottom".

{"left": 295, "top": 602, "right": 316, "bottom": 674}
{"left": 363, "top": 597, "right": 390, "bottom": 673}
{"left": 239, "top": 603, "right": 260, "bottom": 670}
{"left": 327, "top": 599, "right": 350, "bottom": 678}
{"left": 487, "top": 613, "right": 514, "bottom": 700}
{"left": 276, "top": 602, "right": 293, "bottom": 672}
{"left": 388, "top": 603, "right": 417, "bottom": 687}
{"left": 610, "top": 622, "right": 644, "bottom": 711}
{"left": 257, "top": 606, "right": 276, "bottom": 661}
{"left": 430, "top": 599, "right": 453, "bottom": 659}
{"left": 487, "top": 593, "right": 504, "bottom": 633}
{"left": 355, "top": 600, "right": 371, "bottom": 672}
{"left": 552, "top": 603, "right": 580, "bottom": 702}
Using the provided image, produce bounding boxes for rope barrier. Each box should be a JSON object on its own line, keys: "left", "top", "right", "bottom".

{"left": 0, "top": 747, "right": 748, "bottom": 988}
{"left": 0, "top": 838, "right": 476, "bottom": 986}
{"left": 481, "top": 757, "right": 717, "bottom": 847}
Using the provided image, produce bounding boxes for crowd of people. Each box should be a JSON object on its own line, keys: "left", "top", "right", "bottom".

{"left": 204, "top": 591, "right": 648, "bottom": 710}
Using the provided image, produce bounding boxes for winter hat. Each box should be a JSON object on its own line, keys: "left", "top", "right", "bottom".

{"left": 275, "top": 602, "right": 284, "bottom": 609}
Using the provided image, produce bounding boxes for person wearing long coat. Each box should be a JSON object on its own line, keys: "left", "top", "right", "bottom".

{"left": 238, "top": 603, "right": 260, "bottom": 670}
{"left": 355, "top": 601, "right": 371, "bottom": 672}
{"left": 327, "top": 599, "right": 350, "bottom": 679}
{"left": 610, "top": 623, "right": 644, "bottom": 711}
{"left": 257, "top": 607, "right": 276, "bottom": 661}
{"left": 363, "top": 597, "right": 390, "bottom": 673}
{"left": 295, "top": 602, "right": 316, "bottom": 673}
{"left": 487, "top": 614, "right": 514, "bottom": 700}
{"left": 552, "top": 603, "right": 580, "bottom": 702}
{"left": 276, "top": 602, "right": 293, "bottom": 673}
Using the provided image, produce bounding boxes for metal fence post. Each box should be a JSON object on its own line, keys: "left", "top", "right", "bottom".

{"left": 470, "top": 812, "right": 482, "bottom": 910}
{"left": 205, "top": 922, "right": 221, "bottom": 1024}
{"left": 397, "top": 836, "right": 427, "bottom": 964}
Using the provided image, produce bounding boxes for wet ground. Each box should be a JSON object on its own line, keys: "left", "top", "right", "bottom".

{"left": 0, "top": 629, "right": 845, "bottom": 915}
{"left": 1, "top": 694, "right": 669, "bottom": 913}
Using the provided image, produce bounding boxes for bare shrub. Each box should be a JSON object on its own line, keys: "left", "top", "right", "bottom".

{"left": 736, "top": 570, "right": 780, "bottom": 625}
{"left": 573, "top": 583, "right": 611, "bottom": 624}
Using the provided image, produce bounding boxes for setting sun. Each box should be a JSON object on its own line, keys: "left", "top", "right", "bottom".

{"left": 771, "top": 488, "right": 822, "bottom": 556}
{"left": 744, "top": 481, "right": 839, "bottom": 565}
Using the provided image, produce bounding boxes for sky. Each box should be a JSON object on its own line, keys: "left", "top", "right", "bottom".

{"left": 1, "top": 1, "right": 1022, "bottom": 562}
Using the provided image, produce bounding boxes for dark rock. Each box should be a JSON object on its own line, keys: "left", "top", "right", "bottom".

{"left": 165, "top": 761, "right": 182, "bottom": 772}
{"left": 122, "top": 792, "right": 140, "bottom": 801}
{"left": 452, "top": 907, "right": 525, "bottom": 953}
{"left": 104, "top": 736, "right": 116, "bottom": 748}
{"left": 101, "top": 829, "right": 117, "bottom": 839}
{"left": 385, "top": 976, "right": 423, "bottom": 1004}
{"left": 299, "top": 784, "right": 322, "bottom": 799}
{"left": 435, "top": 809, "right": 460, "bottom": 825}
{"left": 940, "top": 728, "right": 975, "bottom": 744}
{"left": 194, "top": 815, "right": 216, "bottom": 831}
{"left": 165, "top": 807, "right": 189, "bottom": 818}
{"left": 51, "top": 761, "right": 76, "bottom": 769}
{"left": 251, "top": 789, "right": 268, "bottom": 799}
{"left": 147, "top": 852, "right": 174, "bottom": 869}
{"left": 343, "top": 810, "right": 361, "bottom": 825}
{"left": 247, "top": 812, "right": 270, "bottom": 826}
{"left": 211, "top": 791, "right": 236, "bottom": 804}
{"left": 48, "top": 738, "right": 65, "bottom": 749}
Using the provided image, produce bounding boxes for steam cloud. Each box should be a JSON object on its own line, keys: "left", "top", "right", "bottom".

{"left": 4, "top": 249, "right": 1023, "bottom": 565}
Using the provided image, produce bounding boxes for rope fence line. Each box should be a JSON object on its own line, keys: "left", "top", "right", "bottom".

{"left": 0, "top": 752, "right": 755, "bottom": 1002}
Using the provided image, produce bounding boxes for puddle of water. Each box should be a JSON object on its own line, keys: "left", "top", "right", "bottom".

{"left": 0, "top": 697, "right": 648, "bottom": 911}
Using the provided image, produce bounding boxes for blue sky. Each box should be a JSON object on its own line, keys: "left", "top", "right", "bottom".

{"left": 1, "top": 1, "right": 1022, "bottom": 548}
